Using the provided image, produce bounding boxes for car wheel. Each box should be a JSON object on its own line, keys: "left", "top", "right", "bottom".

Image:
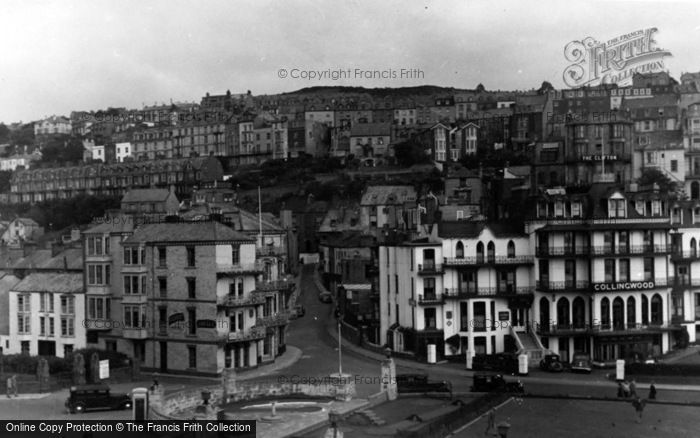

{"left": 74, "top": 403, "right": 86, "bottom": 414}
{"left": 551, "top": 362, "right": 563, "bottom": 372}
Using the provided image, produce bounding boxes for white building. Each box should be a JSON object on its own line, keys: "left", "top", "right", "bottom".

{"left": 8, "top": 272, "right": 85, "bottom": 357}
{"left": 115, "top": 142, "right": 132, "bottom": 162}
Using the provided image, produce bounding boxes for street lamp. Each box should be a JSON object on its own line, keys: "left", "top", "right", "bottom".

{"left": 335, "top": 307, "right": 343, "bottom": 376}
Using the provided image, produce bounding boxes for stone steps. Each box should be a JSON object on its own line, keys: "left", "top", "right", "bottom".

{"left": 356, "top": 408, "right": 387, "bottom": 426}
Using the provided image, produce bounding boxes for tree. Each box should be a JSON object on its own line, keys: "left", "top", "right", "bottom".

{"left": 393, "top": 139, "right": 431, "bottom": 167}
{"left": 537, "top": 81, "right": 555, "bottom": 94}
{"left": 476, "top": 83, "right": 486, "bottom": 93}
{"left": 0, "top": 123, "right": 9, "bottom": 144}
{"left": 637, "top": 168, "right": 677, "bottom": 193}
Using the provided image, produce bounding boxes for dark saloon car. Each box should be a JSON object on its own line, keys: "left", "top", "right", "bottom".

{"left": 471, "top": 374, "right": 524, "bottom": 393}
{"left": 570, "top": 353, "right": 593, "bottom": 373}
{"left": 539, "top": 354, "right": 565, "bottom": 372}
{"left": 396, "top": 373, "right": 452, "bottom": 394}
{"left": 471, "top": 353, "right": 519, "bottom": 374}
{"left": 65, "top": 384, "right": 132, "bottom": 414}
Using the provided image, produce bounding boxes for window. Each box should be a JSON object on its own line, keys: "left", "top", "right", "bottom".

{"left": 87, "top": 264, "right": 110, "bottom": 285}
{"left": 455, "top": 242, "right": 464, "bottom": 258}
{"left": 187, "top": 246, "right": 195, "bottom": 267}
{"left": 232, "top": 245, "right": 239, "bottom": 265}
{"left": 123, "top": 275, "right": 145, "bottom": 294}
{"left": 618, "top": 259, "right": 630, "bottom": 282}
{"left": 187, "top": 278, "right": 196, "bottom": 299}
{"left": 87, "top": 297, "right": 110, "bottom": 319}
{"left": 609, "top": 199, "right": 625, "bottom": 218}
{"left": 60, "top": 295, "right": 74, "bottom": 315}
{"left": 159, "top": 277, "right": 167, "bottom": 297}
{"left": 604, "top": 259, "right": 615, "bottom": 282}
{"left": 123, "top": 305, "right": 145, "bottom": 328}
{"left": 423, "top": 278, "right": 436, "bottom": 300}
{"left": 671, "top": 160, "right": 678, "bottom": 172}
{"left": 61, "top": 316, "right": 74, "bottom": 337}
{"left": 507, "top": 240, "right": 515, "bottom": 258}
{"left": 158, "top": 247, "right": 167, "bottom": 267}
{"left": 619, "top": 231, "right": 629, "bottom": 253}
{"left": 643, "top": 257, "right": 654, "bottom": 281}
{"left": 39, "top": 292, "right": 54, "bottom": 313}
{"left": 188, "top": 345, "right": 197, "bottom": 369}
{"left": 187, "top": 308, "right": 196, "bottom": 335}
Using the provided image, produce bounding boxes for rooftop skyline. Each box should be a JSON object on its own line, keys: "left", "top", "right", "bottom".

{"left": 1, "top": 0, "right": 699, "bottom": 124}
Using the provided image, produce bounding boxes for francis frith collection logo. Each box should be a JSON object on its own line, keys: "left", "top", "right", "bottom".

{"left": 563, "top": 28, "right": 672, "bottom": 88}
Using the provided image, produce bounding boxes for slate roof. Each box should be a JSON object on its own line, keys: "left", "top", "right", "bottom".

{"left": 349, "top": 123, "right": 391, "bottom": 137}
{"left": 125, "top": 221, "right": 254, "bottom": 244}
{"left": 11, "top": 247, "right": 83, "bottom": 271}
{"left": 121, "top": 188, "right": 172, "bottom": 203}
{"left": 12, "top": 272, "right": 83, "bottom": 294}
{"left": 361, "top": 185, "right": 417, "bottom": 206}
{"left": 83, "top": 215, "right": 136, "bottom": 234}
{"left": 180, "top": 205, "right": 284, "bottom": 233}
{"left": 438, "top": 221, "right": 526, "bottom": 238}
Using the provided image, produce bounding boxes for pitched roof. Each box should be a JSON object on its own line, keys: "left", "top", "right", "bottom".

{"left": 121, "top": 188, "right": 172, "bottom": 204}
{"left": 12, "top": 272, "right": 83, "bottom": 294}
{"left": 438, "top": 221, "right": 526, "bottom": 238}
{"left": 349, "top": 123, "right": 391, "bottom": 137}
{"left": 83, "top": 215, "right": 136, "bottom": 234}
{"left": 361, "top": 185, "right": 417, "bottom": 205}
{"left": 125, "top": 221, "right": 254, "bottom": 244}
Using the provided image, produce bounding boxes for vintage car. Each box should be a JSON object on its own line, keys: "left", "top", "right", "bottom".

{"left": 396, "top": 373, "right": 452, "bottom": 394}
{"left": 470, "top": 374, "right": 524, "bottom": 393}
{"left": 471, "top": 353, "right": 519, "bottom": 374}
{"left": 540, "top": 354, "right": 565, "bottom": 372}
{"left": 570, "top": 353, "right": 593, "bottom": 373}
{"left": 65, "top": 384, "right": 132, "bottom": 414}
{"left": 319, "top": 292, "right": 333, "bottom": 303}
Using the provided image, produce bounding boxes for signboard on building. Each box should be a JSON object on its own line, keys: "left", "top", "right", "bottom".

{"left": 593, "top": 281, "right": 655, "bottom": 291}
{"left": 498, "top": 312, "right": 510, "bottom": 321}
{"left": 99, "top": 359, "right": 109, "bottom": 380}
{"left": 581, "top": 155, "right": 618, "bottom": 161}
{"left": 196, "top": 319, "right": 217, "bottom": 329}
{"left": 168, "top": 313, "right": 185, "bottom": 325}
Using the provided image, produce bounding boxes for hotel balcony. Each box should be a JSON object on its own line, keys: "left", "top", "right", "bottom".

{"left": 216, "top": 261, "right": 265, "bottom": 275}
{"left": 443, "top": 288, "right": 477, "bottom": 299}
{"left": 122, "top": 327, "right": 148, "bottom": 339}
{"left": 670, "top": 251, "right": 700, "bottom": 261}
{"left": 443, "top": 255, "right": 534, "bottom": 266}
{"left": 535, "top": 246, "right": 589, "bottom": 257}
{"left": 256, "top": 246, "right": 286, "bottom": 257}
{"left": 220, "top": 326, "right": 266, "bottom": 343}
{"left": 254, "top": 279, "right": 295, "bottom": 292}
{"left": 415, "top": 293, "right": 444, "bottom": 305}
{"left": 256, "top": 312, "right": 290, "bottom": 327}
{"left": 417, "top": 262, "right": 443, "bottom": 275}
{"left": 536, "top": 280, "right": 590, "bottom": 292}
{"left": 217, "top": 294, "right": 266, "bottom": 308}
{"left": 669, "top": 276, "right": 700, "bottom": 290}
{"left": 538, "top": 322, "right": 674, "bottom": 336}
{"left": 589, "top": 244, "right": 670, "bottom": 256}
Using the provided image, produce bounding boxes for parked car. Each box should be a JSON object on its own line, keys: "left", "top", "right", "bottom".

{"left": 471, "top": 374, "right": 524, "bottom": 393}
{"left": 319, "top": 292, "right": 333, "bottom": 303}
{"left": 471, "top": 353, "right": 519, "bottom": 374}
{"left": 293, "top": 304, "right": 306, "bottom": 318}
{"left": 540, "top": 354, "right": 565, "bottom": 372}
{"left": 570, "top": 353, "right": 592, "bottom": 373}
{"left": 65, "top": 384, "right": 131, "bottom": 414}
{"left": 396, "top": 373, "right": 452, "bottom": 394}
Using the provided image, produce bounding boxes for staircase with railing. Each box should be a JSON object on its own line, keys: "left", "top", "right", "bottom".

{"left": 510, "top": 325, "right": 548, "bottom": 367}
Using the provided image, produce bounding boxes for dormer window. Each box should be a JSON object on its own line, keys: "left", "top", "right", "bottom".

{"left": 571, "top": 202, "right": 581, "bottom": 218}
{"left": 652, "top": 200, "right": 661, "bottom": 216}
{"left": 608, "top": 199, "right": 626, "bottom": 218}
{"left": 636, "top": 200, "right": 644, "bottom": 216}
{"left": 554, "top": 201, "right": 564, "bottom": 217}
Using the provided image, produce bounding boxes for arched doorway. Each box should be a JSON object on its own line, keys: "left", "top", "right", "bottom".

{"left": 557, "top": 297, "right": 570, "bottom": 329}
{"left": 456, "top": 241, "right": 464, "bottom": 258}
{"left": 507, "top": 240, "right": 515, "bottom": 258}
{"left": 572, "top": 297, "right": 585, "bottom": 328}
{"left": 601, "top": 297, "right": 610, "bottom": 329}
{"left": 651, "top": 294, "right": 663, "bottom": 324}
{"left": 642, "top": 295, "right": 649, "bottom": 324}
{"left": 539, "top": 297, "right": 550, "bottom": 333}
{"left": 487, "top": 241, "right": 495, "bottom": 263}
{"left": 613, "top": 297, "right": 624, "bottom": 329}
{"left": 476, "top": 241, "right": 484, "bottom": 264}
{"left": 627, "top": 297, "right": 636, "bottom": 329}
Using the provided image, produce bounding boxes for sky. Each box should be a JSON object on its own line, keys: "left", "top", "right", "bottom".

{"left": 0, "top": 0, "right": 699, "bottom": 124}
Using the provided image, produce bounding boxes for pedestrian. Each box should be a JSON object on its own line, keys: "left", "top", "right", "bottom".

{"left": 649, "top": 381, "right": 657, "bottom": 400}
{"left": 617, "top": 382, "right": 624, "bottom": 398}
{"left": 484, "top": 408, "right": 496, "bottom": 435}
{"left": 621, "top": 380, "right": 630, "bottom": 398}
{"left": 629, "top": 379, "right": 637, "bottom": 398}
{"left": 632, "top": 397, "right": 646, "bottom": 423}
{"left": 11, "top": 375, "right": 17, "bottom": 397}
{"left": 6, "top": 375, "right": 12, "bottom": 399}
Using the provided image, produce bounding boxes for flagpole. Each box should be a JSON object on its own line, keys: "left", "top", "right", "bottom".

{"left": 258, "top": 186, "right": 263, "bottom": 247}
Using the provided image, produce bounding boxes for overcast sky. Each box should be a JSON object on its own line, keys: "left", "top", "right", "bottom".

{"left": 1, "top": 0, "right": 698, "bottom": 123}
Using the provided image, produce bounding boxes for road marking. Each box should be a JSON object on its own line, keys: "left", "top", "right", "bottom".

{"left": 446, "top": 397, "right": 514, "bottom": 436}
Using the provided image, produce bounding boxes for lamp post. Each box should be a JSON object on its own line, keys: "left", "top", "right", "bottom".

{"left": 335, "top": 306, "right": 343, "bottom": 376}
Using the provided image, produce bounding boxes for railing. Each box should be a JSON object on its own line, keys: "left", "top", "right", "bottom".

{"left": 538, "top": 322, "right": 672, "bottom": 334}
{"left": 536, "top": 280, "right": 590, "bottom": 291}
{"left": 589, "top": 244, "right": 669, "bottom": 255}
{"left": 255, "top": 279, "right": 294, "bottom": 292}
{"left": 417, "top": 263, "right": 443, "bottom": 274}
{"left": 256, "top": 312, "right": 290, "bottom": 327}
{"left": 256, "top": 246, "right": 285, "bottom": 257}
{"left": 671, "top": 251, "right": 700, "bottom": 260}
{"left": 535, "top": 246, "right": 588, "bottom": 257}
{"left": 443, "top": 288, "right": 477, "bottom": 298}
{"left": 217, "top": 294, "right": 266, "bottom": 307}
{"left": 418, "top": 293, "right": 444, "bottom": 304}
{"left": 443, "top": 255, "right": 534, "bottom": 265}
{"left": 216, "top": 262, "right": 265, "bottom": 274}
{"left": 669, "top": 277, "right": 700, "bottom": 288}
{"left": 222, "top": 327, "right": 266, "bottom": 342}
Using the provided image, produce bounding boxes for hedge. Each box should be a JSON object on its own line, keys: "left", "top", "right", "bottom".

{"left": 0, "top": 349, "right": 129, "bottom": 375}
{"left": 626, "top": 362, "right": 700, "bottom": 376}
